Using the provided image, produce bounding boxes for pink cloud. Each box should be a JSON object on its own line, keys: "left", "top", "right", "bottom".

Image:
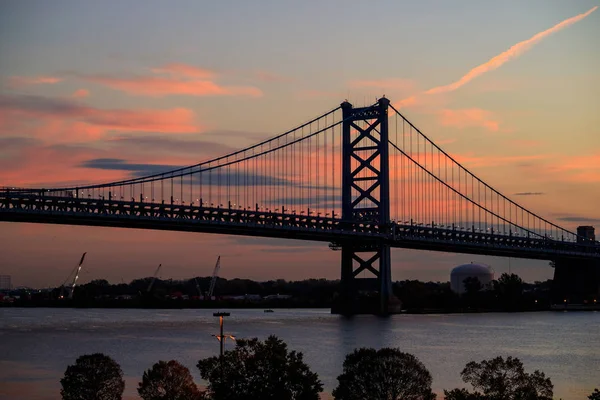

{"left": 72, "top": 89, "right": 90, "bottom": 98}
{"left": 79, "top": 63, "right": 262, "bottom": 98}
{"left": 85, "top": 75, "right": 262, "bottom": 97}
{"left": 6, "top": 76, "right": 62, "bottom": 88}
{"left": 151, "top": 63, "right": 216, "bottom": 79}
{"left": 0, "top": 94, "right": 201, "bottom": 144}
{"left": 439, "top": 108, "right": 500, "bottom": 132}
{"left": 451, "top": 153, "right": 548, "bottom": 169}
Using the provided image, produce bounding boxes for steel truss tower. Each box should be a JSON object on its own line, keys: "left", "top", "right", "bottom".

{"left": 338, "top": 98, "right": 398, "bottom": 315}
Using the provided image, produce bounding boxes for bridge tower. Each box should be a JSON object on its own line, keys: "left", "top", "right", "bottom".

{"left": 334, "top": 97, "right": 401, "bottom": 315}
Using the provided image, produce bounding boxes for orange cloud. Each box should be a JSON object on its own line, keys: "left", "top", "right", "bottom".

{"left": 439, "top": 109, "right": 500, "bottom": 132}
{"left": 79, "top": 63, "right": 262, "bottom": 98}
{"left": 151, "top": 63, "right": 216, "bottom": 79}
{"left": 451, "top": 153, "right": 548, "bottom": 169}
{"left": 393, "top": 96, "right": 418, "bottom": 109}
{"left": 425, "top": 6, "right": 597, "bottom": 95}
{"left": 6, "top": 76, "right": 62, "bottom": 88}
{"left": 72, "top": 89, "right": 90, "bottom": 98}
{"left": 86, "top": 75, "right": 262, "bottom": 97}
{"left": 0, "top": 94, "right": 201, "bottom": 144}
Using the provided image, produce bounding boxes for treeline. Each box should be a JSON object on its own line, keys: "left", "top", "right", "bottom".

{"left": 396, "top": 274, "right": 554, "bottom": 312}
{"left": 60, "top": 336, "right": 599, "bottom": 400}
{"left": 7, "top": 273, "right": 555, "bottom": 311}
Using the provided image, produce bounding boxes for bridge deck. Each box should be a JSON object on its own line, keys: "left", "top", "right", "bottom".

{"left": 2, "top": 194, "right": 599, "bottom": 261}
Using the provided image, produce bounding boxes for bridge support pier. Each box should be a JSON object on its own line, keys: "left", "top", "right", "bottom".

{"left": 552, "top": 258, "right": 600, "bottom": 306}
{"left": 332, "top": 97, "right": 401, "bottom": 315}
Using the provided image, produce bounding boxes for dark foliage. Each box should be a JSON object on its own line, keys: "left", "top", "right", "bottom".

{"left": 197, "top": 335, "right": 322, "bottom": 400}
{"left": 333, "top": 348, "right": 436, "bottom": 400}
{"left": 60, "top": 353, "right": 125, "bottom": 400}
{"left": 444, "top": 389, "right": 484, "bottom": 400}
{"left": 444, "top": 356, "right": 553, "bottom": 400}
{"left": 138, "top": 360, "right": 204, "bottom": 400}
{"left": 589, "top": 389, "right": 600, "bottom": 400}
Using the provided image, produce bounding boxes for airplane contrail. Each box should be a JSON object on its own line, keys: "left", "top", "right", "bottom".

{"left": 425, "top": 6, "right": 597, "bottom": 95}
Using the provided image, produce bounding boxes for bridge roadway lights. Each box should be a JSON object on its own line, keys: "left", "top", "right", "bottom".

{"left": 552, "top": 258, "right": 600, "bottom": 306}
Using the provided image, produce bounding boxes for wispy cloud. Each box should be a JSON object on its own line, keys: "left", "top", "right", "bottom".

{"left": 151, "top": 63, "right": 216, "bottom": 79}
{"left": 0, "top": 94, "right": 201, "bottom": 143}
{"left": 393, "top": 6, "right": 597, "bottom": 110}
{"left": 6, "top": 76, "right": 63, "bottom": 88}
{"left": 71, "top": 89, "right": 90, "bottom": 98}
{"left": 79, "top": 63, "right": 262, "bottom": 98}
{"left": 84, "top": 74, "right": 262, "bottom": 98}
{"left": 438, "top": 108, "right": 500, "bottom": 132}
{"left": 426, "top": 6, "right": 597, "bottom": 95}
{"left": 514, "top": 192, "right": 545, "bottom": 196}
{"left": 557, "top": 216, "right": 600, "bottom": 224}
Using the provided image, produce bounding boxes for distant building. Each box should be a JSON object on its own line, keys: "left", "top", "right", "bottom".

{"left": 0, "top": 275, "right": 11, "bottom": 290}
{"left": 450, "top": 263, "right": 494, "bottom": 294}
{"left": 576, "top": 226, "right": 595, "bottom": 243}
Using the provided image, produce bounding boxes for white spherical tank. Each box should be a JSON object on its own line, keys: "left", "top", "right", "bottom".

{"left": 450, "top": 263, "right": 494, "bottom": 294}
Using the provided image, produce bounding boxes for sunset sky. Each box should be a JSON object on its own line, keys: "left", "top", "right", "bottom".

{"left": 1, "top": 1, "right": 599, "bottom": 288}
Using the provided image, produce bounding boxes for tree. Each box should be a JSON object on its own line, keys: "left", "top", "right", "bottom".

{"left": 197, "top": 335, "right": 322, "bottom": 400}
{"left": 463, "top": 277, "right": 483, "bottom": 295}
{"left": 444, "top": 389, "right": 484, "bottom": 400}
{"left": 444, "top": 356, "right": 552, "bottom": 400}
{"left": 589, "top": 389, "right": 600, "bottom": 400}
{"left": 494, "top": 273, "right": 524, "bottom": 309}
{"left": 60, "top": 353, "right": 125, "bottom": 400}
{"left": 333, "top": 348, "right": 436, "bottom": 400}
{"left": 138, "top": 360, "right": 204, "bottom": 400}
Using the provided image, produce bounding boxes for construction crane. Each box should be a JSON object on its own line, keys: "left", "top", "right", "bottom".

{"left": 207, "top": 256, "right": 221, "bottom": 299}
{"left": 147, "top": 264, "right": 162, "bottom": 293}
{"left": 194, "top": 278, "right": 202, "bottom": 297}
{"left": 60, "top": 252, "right": 87, "bottom": 299}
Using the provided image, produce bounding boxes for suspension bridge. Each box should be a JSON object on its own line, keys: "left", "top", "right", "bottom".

{"left": 1, "top": 98, "right": 599, "bottom": 314}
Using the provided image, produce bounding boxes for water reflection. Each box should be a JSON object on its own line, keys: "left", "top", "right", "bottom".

{"left": 0, "top": 309, "right": 598, "bottom": 400}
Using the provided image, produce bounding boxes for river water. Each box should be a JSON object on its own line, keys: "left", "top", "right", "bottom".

{"left": 0, "top": 308, "right": 598, "bottom": 399}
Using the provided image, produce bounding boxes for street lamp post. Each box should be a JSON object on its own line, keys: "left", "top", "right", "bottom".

{"left": 213, "top": 312, "right": 231, "bottom": 357}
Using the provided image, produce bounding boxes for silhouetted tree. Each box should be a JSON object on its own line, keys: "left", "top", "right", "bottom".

{"left": 60, "top": 353, "right": 125, "bottom": 400}
{"left": 463, "top": 277, "right": 483, "bottom": 295}
{"left": 443, "top": 356, "right": 552, "bottom": 400}
{"left": 444, "top": 389, "right": 484, "bottom": 400}
{"left": 197, "top": 335, "right": 322, "bottom": 400}
{"left": 494, "top": 273, "right": 524, "bottom": 309}
{"left": 333, "top": 348, "right": 436, "bottom": 400}
{"left": 589, "top": 389, "right": 600, "bottom": 400}
{"left": 138, "top": 360, "right": 204, "bottom": 400}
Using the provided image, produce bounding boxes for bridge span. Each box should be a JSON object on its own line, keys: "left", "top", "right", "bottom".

{"left": 2, "top": 98, "right": 599, "bottom": 314}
